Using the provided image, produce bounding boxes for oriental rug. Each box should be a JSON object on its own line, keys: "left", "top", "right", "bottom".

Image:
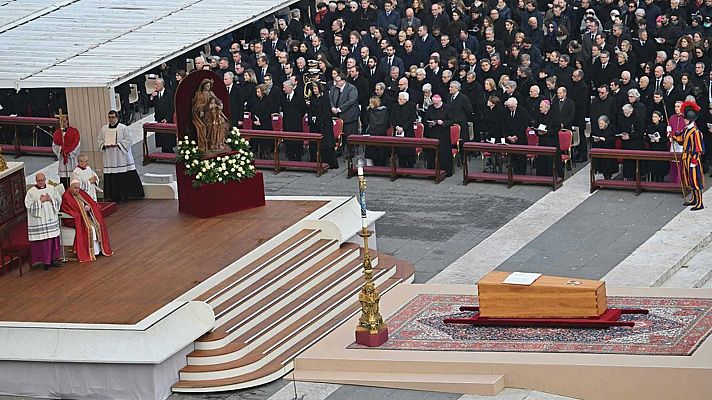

{"left": 348, "top": 294, "right": 712, "bottom": 356}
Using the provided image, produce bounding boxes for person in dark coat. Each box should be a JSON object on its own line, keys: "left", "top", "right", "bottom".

{"left": 591, "top": 115, "right": 618, "bottom": 180}
{"left": 308, "top": 83, "right": 338, "bottom": 169}
{"left": 445, "top": 81, "right": 473, "bottom": 144}
{"left": 481, "top": 95, "right": 503, "bottom": 143}
{"left": 645, "top": 111, "right": 670, "bottom": 182}
{"left": 424, "top": 94, "right": 452, "bottom": 176}
{"left": 364, "top": 96, "right": 390, "bottom": 166}
{"left": 532, "top": 100, "right": 563, "bottom": 177}
{"left": 223, "top": 72, "right": 243, "bottom": 128}
{"left": 502, "top": 97, "right": 530, "bottom": 174}
{"left": 249, "top": 84, "right": 279, "bottom": 158}
{"left": 149, "top": 78, "right": 175, "bottom": 152}
{"left": 617, "top": 103, "right": 645, "bottom": 180}
{"left": 390, "top": 92, "right": 417, "bottom": 168}
{"left": 281, "top": 80, "right": 307, "bottom": 161}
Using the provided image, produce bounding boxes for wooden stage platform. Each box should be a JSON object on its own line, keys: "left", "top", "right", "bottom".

{"left": 0, "top": 199, "right": 325, "bottom": 325}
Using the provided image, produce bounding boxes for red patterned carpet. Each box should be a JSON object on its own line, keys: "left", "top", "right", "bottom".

{"left": 348, "top": 294, "right": 712, "bottom": 356}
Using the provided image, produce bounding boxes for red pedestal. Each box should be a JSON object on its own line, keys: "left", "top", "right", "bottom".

{"left": 175, "top": 163, "right": 266, "bottom": 218}
{"left": 355, "top": 326, "right": 389, "bottom": 347}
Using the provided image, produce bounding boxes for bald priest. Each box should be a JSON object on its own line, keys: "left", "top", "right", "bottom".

{"left": 61, "top": 179, "right": 113, "bottom": 262}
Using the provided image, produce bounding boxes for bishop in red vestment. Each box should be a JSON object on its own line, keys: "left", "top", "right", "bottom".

{"left": 61, "top": 180, "right": 113, "bottom": 262}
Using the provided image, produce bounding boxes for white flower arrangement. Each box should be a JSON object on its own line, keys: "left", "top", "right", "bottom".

{"left": 178, "top": 127, "right": 255, "bottom": 187}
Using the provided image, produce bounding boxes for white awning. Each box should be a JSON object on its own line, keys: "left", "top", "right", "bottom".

{"left": 0, "top": 0, "right": 296, "bottom": 89}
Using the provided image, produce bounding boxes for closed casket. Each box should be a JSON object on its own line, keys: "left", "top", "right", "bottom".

{"left": 477, "top": 271, "right": 607, "bottom": 318}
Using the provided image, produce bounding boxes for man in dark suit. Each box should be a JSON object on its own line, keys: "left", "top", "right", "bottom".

{"left": 256, "top": 56, "right": 278, "bottom": 84}
{"left": 414, "top": 25, "right": 437, "bottom": 65}
{"left": 554, "top": 86, "right": 576, "bottom": 130}
{"left": 263, "top": 29, "right": 287, "bottom": 62}
{"left": 590, "top": 51, "right": 618, "bottom": 89}
{"left": 223, "top": 72, "right": 243, "bottom": 128}
{"left": 502, "top": 97, "right": 530, "bottom": 174}
{"left": 348, "top": 65, "right": 370, "bottom": 132}
{"left": 445, "top": 81, "right": 473, "bottom": 144}
{"left": 281, "top": 80, "right": 307, "bottom": 161}
{"left": 364, "top": 57, "right": 385, "bottom": 90}
{"left": 379, "top": 44, "right": 404, "bottom": 77}
{"left": 662, "top": 76, "right": 684, "bottom": 115}
{"left": 149, "top": 78, "right": 175, "bottom": 153}
{"left": 329, "top": 73, "right": 360, "bottom": 152}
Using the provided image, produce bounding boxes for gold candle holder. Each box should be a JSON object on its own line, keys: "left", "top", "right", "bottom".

{"left": 355, "top": 159, "right": 388, "bottom": 346}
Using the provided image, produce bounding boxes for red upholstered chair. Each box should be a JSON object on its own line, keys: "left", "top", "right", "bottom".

{"left": 0, "top": 219, "right": 29, "bottom": 276}
{"left": 242, "top": 112, "right": 252, "bottom": 130}
{"left": 332, "top": 118, "right": 343, "bottom": 150}
{"left": 558, "top": 129, "right": 574, "bottom": 178}
{"left": 526, "top": 128, "right": 539, "bottom": 170}
{"left": 271, "top": 113, "right": 283, "bottom": 131}
{"left": 302, "top": 115, "right": 310, "bottom": 133}
{"left": 450, "top": 124, "right": 461, "bottom": 159}
{"left": 414, "top": 122, "right": 424, "bottom": 165}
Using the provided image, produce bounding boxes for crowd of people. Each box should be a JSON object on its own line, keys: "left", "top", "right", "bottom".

{"left": 4, "top": 0, "right": 712, "bottom": 184}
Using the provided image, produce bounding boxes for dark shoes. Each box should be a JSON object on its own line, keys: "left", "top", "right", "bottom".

{"left": 44, "top": 261, "right": 63, "bottom": 270}
{"left": 691, "top": 205, "right": 705, "bottom": 211}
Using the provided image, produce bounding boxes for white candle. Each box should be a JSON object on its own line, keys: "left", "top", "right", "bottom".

{"left": 362, "top": 216, "right": 367, "bottom": 228}
{"left": 357, "top": 166, "right": 364, "bottom": 176}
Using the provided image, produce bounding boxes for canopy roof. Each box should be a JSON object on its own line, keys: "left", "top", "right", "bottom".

{"left": 0, "top": 0, "right": 295, "bottom": 89}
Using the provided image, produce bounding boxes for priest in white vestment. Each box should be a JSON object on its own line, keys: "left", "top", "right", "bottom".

{"left": 71, "top": 153, "right": 101, "bottom": 201}
{"left": 24, "top": 173, "right": 62, "bottom": 270}
{"left": 98, "top": 110, "right": 144, "bottom": 202}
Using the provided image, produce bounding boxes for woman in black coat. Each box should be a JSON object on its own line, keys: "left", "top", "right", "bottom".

{"left": 425, "top": 94, "right": 453, "bottom": 176}
{"left": 645, "top": 111, "right": 670, "bottom": 182}
{"left": 249, "top": 84, "right": 278, "bottom": 158}
{"left": 308, "top": 83, "right": 339, "bottom": 169}
{"left": 364, "top": 96, "right": 390, "bottom": 166}
{"left": 591, "top": 115, "right": 618, "bottom": 179}
{"left": 390, "top": 92, "right": 417, "bottom": 168}
{"left": 480, "top": 95, "right": 503, "bottom": 142}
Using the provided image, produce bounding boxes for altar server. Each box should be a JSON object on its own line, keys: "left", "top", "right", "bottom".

{"left": 98, "top": 110, "right": 144, "bottom": 203}
{"left": 51, "top": 111, "right": 80, "bottom": 188}
{"left": 71, "top": 153, "right": 101, "bottom": 201}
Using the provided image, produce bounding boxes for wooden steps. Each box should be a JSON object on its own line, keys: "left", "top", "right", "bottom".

{"left": 173, "top": 224, "right": 414, "bottom": 392}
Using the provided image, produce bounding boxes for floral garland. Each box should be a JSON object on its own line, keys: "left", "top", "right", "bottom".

{"left": 177, "top": 127, "right": 256, "bottom": 186}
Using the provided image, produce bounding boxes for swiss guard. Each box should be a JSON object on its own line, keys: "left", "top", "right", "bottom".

{"left": 673, "top": 101, "right": 705, "bottom": 211}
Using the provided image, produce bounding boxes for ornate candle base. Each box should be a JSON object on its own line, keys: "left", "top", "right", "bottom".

{"left": 355, "top": 325, "right": 389, "bottom": 347}
{"left": 354, "top": 228, "right": 388, "bottom": 347}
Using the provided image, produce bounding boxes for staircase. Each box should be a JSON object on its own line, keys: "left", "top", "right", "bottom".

{"left": 172, "top": 228, "right": 413, "bottom": 392}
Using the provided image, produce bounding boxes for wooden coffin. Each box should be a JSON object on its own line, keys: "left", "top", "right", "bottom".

{"left": 477, "top": 271, "right": 607, "bottom": 318}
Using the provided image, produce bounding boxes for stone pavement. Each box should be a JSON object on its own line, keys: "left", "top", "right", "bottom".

{"left": 496, "top": 188, "right": 684, "bottom": 280}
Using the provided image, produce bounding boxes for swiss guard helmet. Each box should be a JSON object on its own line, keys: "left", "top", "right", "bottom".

{"left": 681, "top": 101, "right": 701, "bottom": 122}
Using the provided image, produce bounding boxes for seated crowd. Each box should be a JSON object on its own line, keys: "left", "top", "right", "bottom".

{"left": 4, "top": 0, "right": 712, "bottom": 181}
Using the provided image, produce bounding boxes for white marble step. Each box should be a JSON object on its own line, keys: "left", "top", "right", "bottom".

{"left": 662, "top": 246, "right": 712, "bottom": 288}
{"left": 292, "top": 370, "right": 505, "bottom": 396}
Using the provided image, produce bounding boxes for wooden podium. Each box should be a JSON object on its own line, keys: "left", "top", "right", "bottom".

{"left": 477, "top": 271, "right": 607, "bottom": 318}
{"left": 444, "top": 272, "right": 647, "bottom": 328}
